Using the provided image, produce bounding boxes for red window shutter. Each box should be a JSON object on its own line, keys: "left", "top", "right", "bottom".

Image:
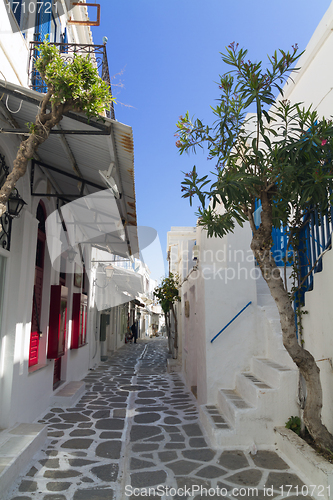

{"left": 71, "top": 293, "right": 87, "bottom": 349}
{"left": 28, "top": 331, "right": 39, "bottom": 367}
{"left": 71, "top": 293, "right": 81, "bottom": 349}
{"left": 48, "top": 285, "right": 68, "bottom": 359}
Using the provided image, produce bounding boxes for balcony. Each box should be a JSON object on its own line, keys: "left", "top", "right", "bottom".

{"left": 28, "top": 41, "right": 115, "bottom": 120}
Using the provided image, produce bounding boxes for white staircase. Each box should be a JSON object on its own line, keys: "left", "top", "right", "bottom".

{"left": 200, "top": 277, "right": 299, "bottom": 448}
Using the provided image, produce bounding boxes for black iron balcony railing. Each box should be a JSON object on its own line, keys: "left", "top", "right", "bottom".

{"left": 28, "top": 41, "right": 115, "bottom": 120}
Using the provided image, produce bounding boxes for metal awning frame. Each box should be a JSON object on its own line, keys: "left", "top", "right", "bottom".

{"left": 0, "top": 80, "right": 139, "bottom": 257}
{"left": 0, "top": 82, "right": 110, "bottom": 133}
{"left": 30, "top": 158, "right": 109, "bottom": 202}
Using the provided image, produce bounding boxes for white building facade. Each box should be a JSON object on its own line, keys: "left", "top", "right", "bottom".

{"left": 168, "top": 1, "right": 333, "bottom": 460}
{"left": 0, "top": 0, "right": 140, "bottom": 433}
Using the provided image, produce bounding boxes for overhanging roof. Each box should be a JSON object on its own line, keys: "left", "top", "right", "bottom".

{"left": 0, "top": 80, "right": 139, "bottom": 257}
{"left": 94, "top": 264, "right": 144, "bottom": 311}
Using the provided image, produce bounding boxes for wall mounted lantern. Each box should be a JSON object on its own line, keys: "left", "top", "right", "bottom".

{"left": 105, "top": 265, "right": 114, "bottom": 279}
{"left": 7, "top": 188, "right": 26, "bottom": 218}
{"left": 93, "top": 264, "right": 113, "bottom": 288}
{"left": 0, "top": 156, "right": 26, "bottom": 251}
{"left": 67, "top": 245, "right": 77, "bottom": 264}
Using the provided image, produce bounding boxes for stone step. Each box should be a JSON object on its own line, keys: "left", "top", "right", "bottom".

{"left": 0, "top": 423, "right": 47, "bottom": 498}
{"left": 50, "top": 381, "right": 85, "bottom": 408}
{"left": 205, "top": 405, "right": 230, "bottom": 429}
{"left": 236, "top": 372, "right": 275, "bottom": 407}
{"left": 203, "top": 405, "right": 232, "bottom": 430}
{"left": 217, "top": 389, "right": 254, "bottom": 427}
{"left": 252, "top": 357, "right": 297, "bottom": 389}
{"left": 236, "top": 371, "right": 298, "bottom": 426}
{"left": 199, "top": 402, "right": 275, "bottom": 448}
{"left": 199, "top": 404, "right": 233, "bottom": 448}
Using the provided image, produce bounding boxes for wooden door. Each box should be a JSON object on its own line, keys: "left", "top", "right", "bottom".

{"left": 29, "top": 203, "right": 46, "bottom": 367}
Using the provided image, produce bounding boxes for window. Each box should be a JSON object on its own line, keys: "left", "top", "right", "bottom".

{"left": 71, "top": 294, "right": 87, "bottom": 349}
{"left": 47, "top": 285, "right": 68, "bottom": 358}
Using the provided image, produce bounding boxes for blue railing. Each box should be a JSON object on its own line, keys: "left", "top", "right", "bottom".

{"left": 254, "top": 198, "right": 333, "bottom": 323}
{"left": 295, "top": 208, "right": 333, "bottom": 307}
{"left": 29, "top": 41, "right": 115, "bottom": 120}
{"left": 254, "top": 202, "right": 292, "bottom": 267}
{"left": 211, "top": 302, "right": 252, "bottom": 343}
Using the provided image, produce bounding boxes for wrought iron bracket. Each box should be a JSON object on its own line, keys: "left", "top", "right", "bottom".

{"left": 0, "top": 213, "right": 13, "bottom": 251}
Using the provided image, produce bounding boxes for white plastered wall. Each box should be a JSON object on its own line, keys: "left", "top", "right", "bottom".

{"left": 199, "top": 216, "right": 263, "bottom": 404}
{"left": 169, "top": 221, "right": 263, "bottom": 405}
{"left": 302, "top": 249, "right": 333, "bottom": 434}
{"left": 278, "top": 1, "right": 333, "bottom": 434}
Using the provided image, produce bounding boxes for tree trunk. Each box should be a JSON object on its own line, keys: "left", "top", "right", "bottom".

{"left": 165, "top": 312, "right": 172, "bottom": 355}
{"left": 250, "top": 194, "right": 333, "bottom": 452}
{"left": 0, "top": 94, "right": 72, "bottom": 216}
{"left": 170, "top": 303, "right": 178, "bottom": 350}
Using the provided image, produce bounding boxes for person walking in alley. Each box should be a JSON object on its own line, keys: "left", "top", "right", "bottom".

{"left": 131, "top": 321, "right": 138, "bottom": 343}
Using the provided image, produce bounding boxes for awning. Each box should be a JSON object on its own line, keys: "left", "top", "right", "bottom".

{"left": 132, "top": 299, "right": 145, "bottom": 308}
{"left": 111, "top": 266, "right": 143, "bottom": 297}
{"left": 94, "top": 264, "right": 144, "bottom": 311}
{"left": 0, "top": 80, "right": 139, "bottom": 257}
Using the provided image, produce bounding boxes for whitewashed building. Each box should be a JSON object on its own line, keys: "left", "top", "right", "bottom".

{"left": 0, "top": 3, "right": 140, "bottom": 490}
{"left": 168, "top": 2, "right": 333, "bottom": 486}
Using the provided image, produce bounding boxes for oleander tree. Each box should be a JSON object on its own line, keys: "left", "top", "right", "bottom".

{"left": 176, "top": 42, "right": 333, "bottom": 452}
{"left": 0, "top": 39, "right": 113, "bottom": 217}
{"left": 154, "top": 273, "right": 181, "bottom": 357}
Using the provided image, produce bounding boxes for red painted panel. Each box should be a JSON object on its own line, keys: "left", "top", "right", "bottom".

{"left": 83, "top": 310, "right": 87, "bottom": 345}
{"left": 29, "top": 241, "right": 44, "bottom": 367}
{"left": 29, "top": 202, "right": 47, "bottom": 367}
{"left": 71, "top": 293, "right": 80, "bottom": 349}
{"left": 47, "top": 285, "right": 68, "bottom": 359}
{"left": 71, "top": 293, "right": 87, "bottom": 349}
{"left": 28, "top": 331, "right": 39, "bottom": 367}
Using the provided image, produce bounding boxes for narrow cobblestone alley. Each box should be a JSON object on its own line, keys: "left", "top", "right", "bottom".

{"left": 5, "top": 339, "right": 312, "bottom": 500}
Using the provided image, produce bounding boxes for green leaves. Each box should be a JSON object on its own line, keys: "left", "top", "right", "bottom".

{"left": 197, "top": 206, "right": 246, "bottom": 238}
{"left": 176, "top": 42, "right": 333, "bottom": 242}
{"left": 181, "top": 165, "right": 210, "bottom": 208}
{"left": 154, "top": 273, "right": 181, "bottom": 314}
{"left": 34, "top": 39, "right": 113, "bottom": 118}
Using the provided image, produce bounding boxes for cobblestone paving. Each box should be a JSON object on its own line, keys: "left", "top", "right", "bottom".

{"left": 5, "top": 339, "right": 312, "bottom": 500}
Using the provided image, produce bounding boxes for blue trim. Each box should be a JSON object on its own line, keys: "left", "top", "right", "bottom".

{"left": 33, "top": 0, "right": 52, "bottom": 93}
{"left": 34, "top": 0, "right": 51, "bottom": 42}
{"left": 210, "top": 302, "right": 252, "bottom": 343}
{"left": 254, "top": 200, "right": 292, "bottom": 267}
{"left": 295, "top": 209, "right": 332, "bottom": 308}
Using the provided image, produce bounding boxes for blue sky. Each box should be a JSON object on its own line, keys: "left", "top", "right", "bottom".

{"left": 91, "top": 0, "right": 331, "bottom": 280}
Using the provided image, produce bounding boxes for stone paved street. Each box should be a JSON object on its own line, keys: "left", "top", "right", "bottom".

{"left": 4, "top": 339, "right": 312, "bottom": 500}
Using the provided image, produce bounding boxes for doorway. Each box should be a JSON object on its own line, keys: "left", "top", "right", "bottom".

{"left": 29, "top": 202, "right": 46, "bottom": 367}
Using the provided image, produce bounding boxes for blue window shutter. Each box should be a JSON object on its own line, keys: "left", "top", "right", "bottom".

{"left": 35, "top": 0, "right": 51, "bottom": 42}
{"left": 33, "top": 1, "right": 51, "bottom": 92}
